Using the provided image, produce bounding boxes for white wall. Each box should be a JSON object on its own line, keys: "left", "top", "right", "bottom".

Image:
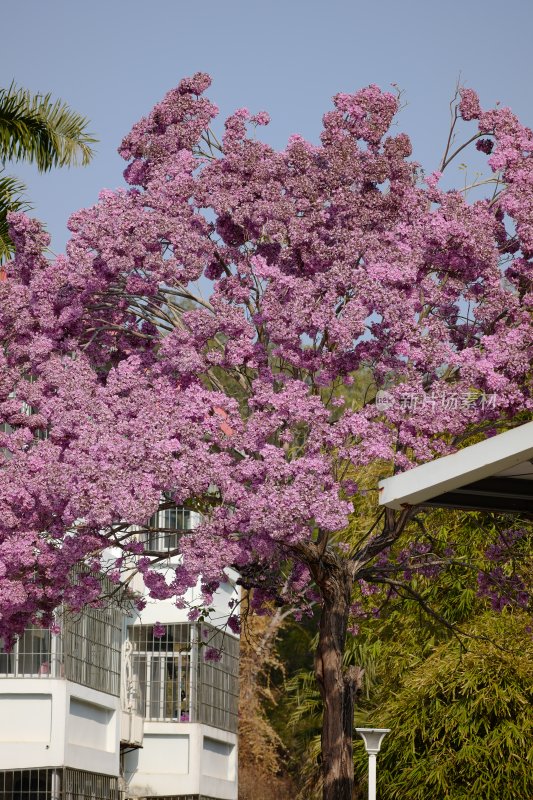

{"left": 130, "top": 568, "right": 240, "bottom": 629}
{"left": 0, "top": 561, "right": 240, "bottom": 799}
{"left": 0, "top": 679, "right": 120, "bottom": 776}
{"left": 125, "top": 723, "right": 238, "bottom": 800}
{"left": 68, "top": 697, "right": 115, "bottom": 751}
{"left": 125, "top": 567, "right": 240, "bottom": 799}
{"left": 64, "top": 682, "right": 120, "bottom": 775}
{"left": 0, "top": 679, "right": 65, "bottom": 769}
{"left": 0, "top": 693, "right": 52, "bottom": 743}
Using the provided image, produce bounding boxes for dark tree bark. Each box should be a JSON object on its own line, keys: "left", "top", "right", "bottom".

{"left": 314, "top": 560, "right": 364, "bottom": 800}
{"left": 292, "top": 510, "right": 413, "bottom": 800}
{"left": 303, "top": 509, "right": 412, "bottom": 800}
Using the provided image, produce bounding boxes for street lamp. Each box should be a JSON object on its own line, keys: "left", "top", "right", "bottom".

{"left": 355, "top": 728, "right": 390, "bottom": 800}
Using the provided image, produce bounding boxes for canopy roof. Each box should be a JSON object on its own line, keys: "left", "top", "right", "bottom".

{"left": 378, "top": 422, "right": 533, "bottom": 515}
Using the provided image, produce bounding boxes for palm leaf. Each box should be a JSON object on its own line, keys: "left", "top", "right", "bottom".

{"left": 0, "top": 174, "right": 30, "bottom": 261}
{"left": 0, "top": 82, "right": 96, "bottom": 171}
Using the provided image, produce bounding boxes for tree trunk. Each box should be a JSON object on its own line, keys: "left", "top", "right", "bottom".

{"left": 315, "top": 564, "right": 364, "bottom": 800}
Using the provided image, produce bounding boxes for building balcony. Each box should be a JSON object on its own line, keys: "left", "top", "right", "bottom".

{"left": 0, "top": 607, "right": 123, "bottom": 777}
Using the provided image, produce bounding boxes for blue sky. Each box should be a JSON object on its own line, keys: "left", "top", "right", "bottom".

{"left": 4, "top": 0, "right": 533, "bottom": 253}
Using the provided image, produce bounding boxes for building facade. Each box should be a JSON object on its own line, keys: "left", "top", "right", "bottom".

{"left": 0, "top": 510, "right": 239, "bottom": 800}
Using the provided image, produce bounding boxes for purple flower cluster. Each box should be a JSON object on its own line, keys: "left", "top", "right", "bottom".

{"left": 0, "top": 76, "right": 530, "bottom": 638}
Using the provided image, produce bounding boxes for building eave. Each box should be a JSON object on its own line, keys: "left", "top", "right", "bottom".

{"left": 378, "top": 422, "right": 533, "bottom": 514}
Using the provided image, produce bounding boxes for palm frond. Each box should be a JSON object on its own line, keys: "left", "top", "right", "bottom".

{"left": 0, "top": 82, "right": 96, "bottom": 171}
{"left": 0, "top": 173, "right": 30, "bottom": 261}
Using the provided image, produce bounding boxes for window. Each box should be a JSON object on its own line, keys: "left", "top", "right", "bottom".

{"left": 0, "top": 769, "right": 119, "bottom": 800}
{"left": 0, "top": 603, "right": 121, "bottom": 695}
{"left": 128, "top": 623, "right": 239, "bottom": 732}
{"left": 198, "top": 626, "right": 239, "bottom": 734}
{"left": 63, "top": 604, "right": 122, "bottom": 696}
{"left": 0, "top": 769, "right": 58, "bottom": 800}
{"left": 0, "top": 627, "right": 60, "bottom": 678}
{"left": 144, "top": 507, "right": 201, "bottom": 554}
{"left": 63, "top": 769, "right": 119, "bottom": 800}
{"left": 128, "top": 624, "right": 194, "bottom": 721}
{"left": 143, "top": 796, "right": 222, "bottom": 800}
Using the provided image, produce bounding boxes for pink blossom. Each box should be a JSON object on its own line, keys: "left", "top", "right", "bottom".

{"left": 0, "top": 74, "right": 530, "bottom": 641}
{"left": 227, "top": 615, "right": 241, "bottom": 634}
{"left": 204, "top": 647, "right": 222, "bottom": 662}
{"left": 459, "top": 88, "right": 481, "bottom": 120}
{"left": 251, "top": 111, "right": 270, "bottom": 126}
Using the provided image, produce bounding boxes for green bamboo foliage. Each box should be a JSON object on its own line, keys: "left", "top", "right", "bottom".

{"left": 361, "top": 612, "right": 533, "bottom": 800}
{"left": 282, "top": 611, "right": 533, "bottom": 800}
{"left": 276, "top": 507, "right": 532, "bottom": 800}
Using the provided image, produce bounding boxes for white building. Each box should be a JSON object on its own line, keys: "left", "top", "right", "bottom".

{"left": 0, "top": 507, "right": 240, "bottom": 800}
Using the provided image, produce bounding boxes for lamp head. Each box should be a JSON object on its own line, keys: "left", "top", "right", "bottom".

{"left": 355, "top": 728, "right": 390, "bottom": 755}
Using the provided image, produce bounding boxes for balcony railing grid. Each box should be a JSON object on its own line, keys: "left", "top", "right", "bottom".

{"left": 63, "top": 769, "right": 120, "bottom": 800}
{"left": 128, "top": 622, "right": 239, "bottom": 732}
{"left": 0, "top": 604, "right": 122, "bottom": 696}
{"left": 63, "top": 604, "right": 123, "bottom": 696}
{"left": 128, "top": 623, "right": 194, "bottom": 722}
{"left": 144, "top": 507, "right": 201, "bottom": 554}
{"left": 143, "top": 796, "right": 222, "bottom": 800}
{"left": 198, "top": 626, "right": 239, "bottom": 733}
{"left": 0, "top": 626, "right": 61, "bottom": 679}
{"left": 0, "top": 769, "right": 119, "bottom": 800}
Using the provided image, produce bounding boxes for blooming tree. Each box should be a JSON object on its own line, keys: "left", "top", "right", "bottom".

{"left": 0, "top": 75, "right": 531, "bottom": 800}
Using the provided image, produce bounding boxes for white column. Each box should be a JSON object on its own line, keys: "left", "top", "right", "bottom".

{"left": 50, "top": 630, "right": 59, "bottom": 678}
{"left": 368, "top": 753, "right": 377, "bottom": 800}
{"left": 51, "top": 769, "right": 61, "bottom": 800}
{"left": 190, "top": 624, "right": 198, "bottom": 723}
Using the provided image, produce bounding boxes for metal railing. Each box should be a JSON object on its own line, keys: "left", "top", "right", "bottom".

{"left": 128, "top": 624, "right": 194, "bottom": 722}
{"left": 198, "top": 626, "right": 239, "bottom": 734}
{"left": 143, "top": 507, "right": 201, "bottom": 554}
{"left": 63, "top": 604, "right": 122, "bottom": 696}
{"left": 143, "top": 796, "right": 222, "bottom": 800}
{"left": 0, "top": 604, "right": 122, "bottom": 696}
{"left": 0, "top": 627, "right": 62, "bottom": 679}
{"left": 128, "top": 623, "right": 239, "bottom": 732}
{"left": 0, "top": 769, "right": 119, "bottom": 800}
{"left": 63, "top": 769, "right": 119, "bottom": 800}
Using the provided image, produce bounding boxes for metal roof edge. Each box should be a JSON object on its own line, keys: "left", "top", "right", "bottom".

{"left": 378, "top": 421, "right": 533, "bottom": 509}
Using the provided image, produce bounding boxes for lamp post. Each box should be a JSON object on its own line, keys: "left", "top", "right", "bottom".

{"left": 355, "top": 728, "right": 390, "bottom": 800}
